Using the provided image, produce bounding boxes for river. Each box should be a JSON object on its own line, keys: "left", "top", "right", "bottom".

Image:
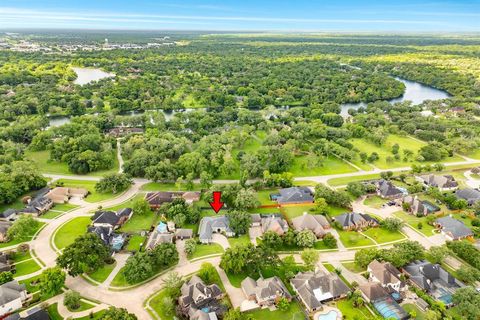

{"left": 340, "top": 77, "right": 450, "bottom": 116}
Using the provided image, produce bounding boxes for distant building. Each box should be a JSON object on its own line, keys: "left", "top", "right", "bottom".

{"left": 175, "top": 228, "right": 193, "bottom": 240}
{"left": 146, "top": 222, "right": 174, "bottom": 249}
{"left": 241, "top": 276, "right": 291, "bottom": 307}
{"left": 21, "top": 306, "right": 50, "bottom": 320}
{"left": 145, "top": 191, "right": 200, "bottom": 209}
{"left": 291, "top": 213, "right": 330, "bottom": 238}
{"left": 334, "top": 212, "right": 379, "bottom": 231}
{"left": 417, "top": 174, "right": 458, "bottom": 191}
{"left": 107, "top": 127, "right": 144, "bottom": 138}
{"left": 434, "top": 216, "right": 473, "bottom": 241}
{"left": 198, "top": 216, "right": 234, "bottom": 244}
{"left": 271, "top": 187, "right": 314, "bottom": 205}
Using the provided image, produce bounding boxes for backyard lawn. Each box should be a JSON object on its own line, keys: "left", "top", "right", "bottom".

{"left": 281, "top": 204, "right": 316, "bottom": 219}
{"left": 364, "top": 196, "right": 387, "bottom": 209}
{"left": 393, "top": 211, "right": 436, "bottom": 236}
{"left": 247, "top": 301, "right": 304, "bottom": 320}
{"left": 126, "top": 235, "right": 146, "bottom": 251}
{"left": 188, "top": 243, "right": 224, "bottom": 260}
{"left": 0, "top": 222, "right": 45, "bottom": 249}
{"left": 87, "top": 262, "right": 117, "bottom": 283}
{"left": 257, "top": 189, "right": 277, "bottom": 206}
{"left": 56, "top": 179, "right": 116, "bottom": 203}
{"left": 54, "top": 216, "right": 92, "bottom": 249}
{"left": 228, "top": 234, "right": 251, "bottom": 247}
{"left": 362, "top": 227, "right": 405, "bottom": 244}
{"left": 119, "top": 210, "right": 157, "bottom": 233}
{"left": 335, "top": 299, "right": 378, "bottom": 319}
{"left": 337, "top": 230, "right": 375, "bottom": 248}
{"left": 402, "top": 303, "right": 426, "bottom": 320}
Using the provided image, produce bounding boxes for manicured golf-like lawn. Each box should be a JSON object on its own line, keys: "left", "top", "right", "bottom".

{"left": 362, "top": 227, "right": 405, "bottom": 244}
{"left": 54, "top": 216, "right": 92, "bottom": 249}
{"left": 56, "top": 179, "right": 116, "bottom": 203}
{"left": 337, "top": 230, "right": 375, "bottom": 248}
{"left": 188, "top": 243, "right": 224, "bottom": 260}
{"left": 88, "top": 262, "right": 117, "bottom": 283}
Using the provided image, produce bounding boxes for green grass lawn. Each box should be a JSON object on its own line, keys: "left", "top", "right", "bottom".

{"left": 290, "top": 155, "right": 358, "bottom": 176}
{"left": 402, "top": 303, "right": 426, "bottom": 320}
{"left": 26, "top": 150, "right": 119, "bottom": 177}
{"left": 67, "top": 299, "right": 96, "bottom": 312}
{"left": 0, "top": 222, "right": 45, "bottom": 249}
{"left": 126, "top": 235, "right": 146, "bottom": 251}
{"left": 47, "top": 303, "right": 63, "bottom": 320}
{"left": 88, "top": 262, "right": 116, "bottom": 283}
{"left": 149, "top": 289, "right": 174, "bottom": 320}
{"left": 342, "top": 262, "right": 366, "bottom": 273}
{"left": 281, "top": 204, "right": 316, "bottom": 219}
{"left": 362, "top": 227, "right": 405, "bottom": 244}
{"left": 12, "top": 251, "right": 33, "bottom": 263}
{"left": 13, "top": 258, "right": 42, "bottom": 278}
{"left": 54, "top": 216, "right": 92, "bottom": 249}
{"left": 42, "top": 203, "right": 79, "bottom": 219}
{"left": 350, "top": 135, "right": 463, "bottom": 169}
{"left": 248, "top": 207, "right": 280, "bottom": 214}
{"left": 335, "top": 299, "right": 378, "bottom": 319}
{"left": 247, "top": 301, "right": 304, "bottom": 320}
{"left": 364, "top": 196, "right": 387, "bottom": 209}
{"left": 293, "top": 180, "right": 317, "bottom": 186}
{"left": 119, "top": 210, "right": 157, "bottom": 233}
{"left": 393, "top": 211, "right": 436, "bottom": 236}
{"left": 228, "top": 234, "right": 251, "bottom": 247}
{"left": 56, "top": 179, "right": 116, "bottom": 203}
{"left": 328, "top": 173, "right": 383, "bottom": 186}
{"left": 188, "top": 243, "right": 224, "bottom": 260}
{"left": 337, "top": 230, "right": 375, "bottom": 247}
{"left": 110, "top": 266, "right": 128, "bottom": 287}
{"left": 257, "top": 189, "right": 277, "bottom": 206}
{"left": 141, "top": 182, "right": 202, "bottom": 191}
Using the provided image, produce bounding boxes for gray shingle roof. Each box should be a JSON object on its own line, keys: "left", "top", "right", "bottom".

{"left": 0, "top": 280, "right": 25, "bottom": 305}
{"left": 377, "top": 179, "right": 403, "bottom": 198}
{"left": 291, "top": 214, "right": 329, "bottom": 237}
{"left": 198, "top": 216, "right": 232, "bottom": 241}
{"left": 241, "top": 276, "right": 291, "bottom": 301}
{"left": 435, "top": 216, "right": 473, "bottom": 239}
{"left": 277, "top": 187, "right": 314, "bottom": 204}
{"left": 335, "top": 212, "right": 378, "bottom": 229}
{"left": 455, "top": 188, "right": 480, "bottom": 205}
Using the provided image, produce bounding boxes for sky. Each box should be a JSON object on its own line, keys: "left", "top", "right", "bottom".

{"left": 1, "top": 0, "right": 480, "bottom": 32}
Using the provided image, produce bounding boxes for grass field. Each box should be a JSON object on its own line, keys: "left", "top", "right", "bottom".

{"left": 257, "top": 189, "right": 277, "bottom": 206}
{"left": 362, "top": 227, "right": 405, "bottom": 244}
{"left": 290, "top": 155, "right": 358, "bottom": 176}
{"left": 393, "top": 211, "right": 436, "bottom": 236}
{"left": 364, "top": 196, "right": 387, "bottom": 209}
{"left": 188, "top": 243, "right": 224, "bottom": 260}
{"left": 88, "top": 262, "right": 116, "bottom": 283}
{"left": 327, "top": 173, "right": 383, "bottom": 186}
{"left": 281, "top": 204, "right": 317, "bottom": 219}
{"left": 25, "top": 150, "right": 119, "bottom": 176}
{"left": 350, "top": 135, "right": 463, "bottom": 169}
{"left": 126, "top": 235, "right": 146, "bottom": 251}
{"left": 54, "top": 216, "right": 91, "bottom": 249}
{"left": 402, "top": 303, "right": 426, "bottom": 320}
{"left": 247, "top": 301, "right": 304, "bottom": 320}
{"left": 337, "top": 230, "right": 375, "bottom": 247}
{"left": 56, "top": 179, "right": 116, "bottom": 203}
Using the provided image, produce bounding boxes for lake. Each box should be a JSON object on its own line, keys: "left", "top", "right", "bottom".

{"left": 72, "top": 67, "right": 115, "bottom": 85}
{"left": 340, "top": 77, "right": 450, "bottom": 115}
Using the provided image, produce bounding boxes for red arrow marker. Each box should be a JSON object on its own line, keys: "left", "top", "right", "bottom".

{"left": 209, "top": 191, "right": 224, "bottom": 213}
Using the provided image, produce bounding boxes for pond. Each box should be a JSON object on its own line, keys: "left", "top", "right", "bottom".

{"left": 340, "top": 77, "right": 450, "bottom": 115}
{"left": 72, "top": 67, "right": 115, "bottom": 85}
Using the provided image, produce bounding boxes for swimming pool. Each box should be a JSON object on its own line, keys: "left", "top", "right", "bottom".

{"left": 317, "top": 310, "right": 338, "bottom": 320}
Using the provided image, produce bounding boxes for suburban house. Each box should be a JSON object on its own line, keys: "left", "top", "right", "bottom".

{"left": 178, "top": 275, "right": 226, "bottom": 320}
{"left": 0, "top": 221, "right": 12, "bottom": 242}
{"left": 367, "top": 260, "right": 406, "bottom": 294}
{"left": 455, "top": 188, "right": 480, "bottom": 206}
{"left": 271, "top": 187, "right": 314, "bottom": 205}
{"left": 376, "top": 179, "right": 404, "bottom": 199}
{"left": 145, "top": 191, "right": 201, "bottom": 209}
{"left": 107, "top": 127, "right": 144, "bottom": 138}
{"left": 403, "top": 260, "right": 464, "bottom": 306}
{"left": 175, "top": 228, "right": 193, "bottom": 240}
{"left": 359, "top": 283, "right": 409, "bottom": 320}
{"left": 291, "top": 213, "right": 331, "bottom": 238}
{"left": 146, "top": 222, "right": 174, "bottom": 249}
{"left": 91, "top": 208, "right": 133, "bottom": 229}
{"left": 259, "top": 214, "right": 289, "bottom": 236}
{"left": 417, "top": 174, "right": 458, "bottom": 191}
{"left": 334, "top": 212, "right": 379, "bottom": 231}
{"left": 45, "top": 187, "right": 88, "bottom": 204}
{"left": 20, "top": 306, "right": 51, "bottom": 320}
{"left": 198, "top": 216, "right": 234, "bottom": 244}
{"left": 241, "top": 276, "right": 291, "bottom": 307}
{"left": 290, "top": 271, "right": 349, "bottom": 313}
{"left": 87, "top": 226, "right": 126, "bottom": 252}
{"left": 433, "top": 216, "right": 473, "bottom": 241}
{"left": 0, "top": 210, "right": 20, "bottom": 222}
{"left": 0, "top": 253, "right": 14, "bottom": 273}
{"left": 402, "top": 195, "right": 440, "bottom": 216}
{"left": 0, "top": 280, "right": 28, "bottom": 316}
{"left": 21, "top": 195, "right": 53, "bottom": 216}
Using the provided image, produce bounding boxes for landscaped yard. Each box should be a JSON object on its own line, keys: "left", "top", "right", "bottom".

{"left": 67, "top": 299, "right": 96, "bottom": 312}
{"left": 335, "top": 299, "right": 378, "bottom": 319}
{"left": 362, "top": 227, "right": 405, "bottom": 244}
{"left": 149, "top": 289, "right": 174, "bottom": 320}
{"left": 228, "top": 234, "right": 251, "bottom": 247}
{"left": 257, "top": 189, "right": 277, "bottom": 206}
{"left": 341, "top": 262, "right": 366, "bottom": 273}
{"left": 188, "top": 243, "right": 224, "bottom": 260}
{"left": 13, "top": 258, "right": 42, "bottom": 278}
{"left": 393, "top": 211, "right": 436, "bottom": 236}
{"left": 337, "top": 230, "right": 375, "bottom": 248}
{"left": 56, "top": 179, "right": 116, "bottom": 203}
{"left": 126, "top": 235, "right": 146, "bottom": 251}
{"left": 247, "top": 301, "right": 304, "bottom": 320}
{"left": 281, "top": 204, "right": 316, "bottom": 219}
{"left": 402, "top": 303, "right": 426, "bottom": 320}
{"left": 88, "top": 262, "right": 117, "bottom": 283}
{"left": 119, "top": 210, "right": 157, "bottom": 233}
{"left": 42, "top": 203, "right": 79, "bottom": 219}
{"left": 54, "top": 216, "right": 92, "bottom": 249}
{"left": 364, "top": 196, "right": 387, "bottom": 209}
{"left": 0, "top": 222, "right": 45, "bottom": 249}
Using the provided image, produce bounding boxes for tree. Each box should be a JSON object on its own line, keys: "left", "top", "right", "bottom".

{"left": 296, "top": 230, "right": 316, "bottom": 248}
{"left": 162, "top": 272, "right": 184, "bottom": 297}
{"left": 315, "top": 198, "right": 329, "bottom": 215}
{"left": 322, "top": 233, "right": 337, "bottom": 249}
{"left": 233, "top": 188, "right": 260, "bottom": 210}
{"left": 57, "top": 233, "right": 110, "bottom": 276}
{"left": 301, "top": 249, "right": 319, "bottom": 270}
{"left": 380, "top": 171, "right": 393, "bottom": 180}
{"left": 95, "top": 173, "right": 132, "bottom": 194}
{"left": 262, "top": 231, "right": 281, "bottom": 249}
{"left": 220, "top": 244, "right": 254, "bottom": 274}
{"left": 132, "top": 198, "right": 150, "bottom": 216}
{"left": 38, "top": 267, "right": 66, "bottom": 297}
{"left": 223, "top": 308, "right": 253, "bottom": 320}
{"left": 100, "top": 307, "right": 137, "bottom": 320}
{"left": 427, "top": 246, "right": 449, "bottom": 264}
{"left": 197, "top": 263, "right": 217, "bottom": 284}
{"left": 64, "top": 291, "right": 81, "bottom": 310}
{"left": 355, "top": 248, "right": 379, "bottom": 268}
{"left": 277, "top": 297, "right": 290, "bottom": 311}
{"left": 0, "top": 271, "right": 13, "bottom": 285}
{"left": 184, "top": 239, "right": 197, "bottom": 255}
{"left": 7, "top": 215, "right": 39, "bottom": 241}
{"left": 123, "top": 252, "right": 154, "bottom": 284}
{"left": 456, "top": 266, "right": 480, "bottom": 285}
{"left": 346, "top": 182, "right": 366, "bottom": 198}
{"left": 159, "top": 296, "right": 175, "bottom": 317}
{"left": 380, "top": 217, "right": 404, "bottom": 232}
{"left": 452, "top": 287, "right": 480, "bottom": 320}
{"left": 226, "top": 210, "right": 252, "bottom": 235}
